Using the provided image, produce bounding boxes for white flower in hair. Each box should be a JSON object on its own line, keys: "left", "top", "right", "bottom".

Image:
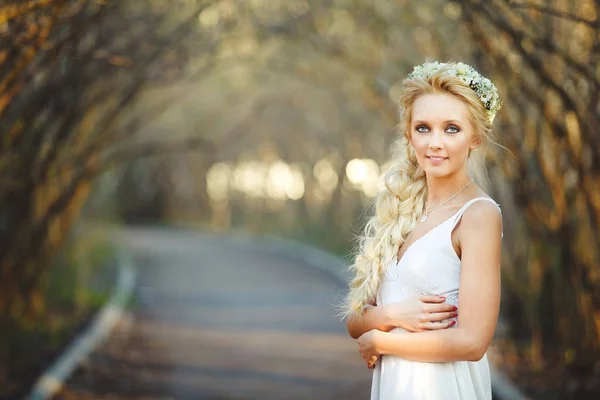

{"left": 405, "top": 61, "right": 503, "bottom": 122}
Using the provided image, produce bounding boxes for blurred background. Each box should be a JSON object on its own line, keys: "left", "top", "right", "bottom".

{"left": 0, "top": 0, "right": 599, "bottom": 399}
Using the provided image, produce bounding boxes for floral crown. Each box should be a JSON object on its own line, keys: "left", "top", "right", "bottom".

{"left": 405, "top": 61, "right": 503, "bottom": 123}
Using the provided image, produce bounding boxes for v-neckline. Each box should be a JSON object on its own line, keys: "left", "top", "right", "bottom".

{"left": 394, "top": 209, "right": 462, "bottom": 266}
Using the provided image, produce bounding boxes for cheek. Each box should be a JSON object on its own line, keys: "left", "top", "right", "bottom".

{"left": 445, "top": 136, "right": 472, "bottom": 155}
{"left": 410, "top": 138, "right": 428, "bottom": 155}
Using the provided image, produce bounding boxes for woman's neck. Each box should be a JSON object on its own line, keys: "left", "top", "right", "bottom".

{"left": 425, "top": 173, "right": 474, "bottom": 206}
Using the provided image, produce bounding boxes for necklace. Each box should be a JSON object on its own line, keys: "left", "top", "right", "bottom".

{"left": 420, "top": 179, "right": 474, "bottom": 223}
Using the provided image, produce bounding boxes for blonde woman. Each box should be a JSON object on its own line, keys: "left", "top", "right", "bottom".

{"left": 343, "top": 62, "right": 504, "bottom": 400}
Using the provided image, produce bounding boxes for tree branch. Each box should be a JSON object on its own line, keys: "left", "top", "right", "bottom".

{"left": 506, "top": 0, "right": 600, "bottom": 28}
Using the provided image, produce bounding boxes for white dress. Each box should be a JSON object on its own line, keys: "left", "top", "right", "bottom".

{"left": 370, "top": 197, "right": 502, "bottom": 400}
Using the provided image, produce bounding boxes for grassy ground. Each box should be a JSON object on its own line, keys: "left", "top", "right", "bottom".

{"left": 1, "top": 227, "right": 117, "bottom": 400}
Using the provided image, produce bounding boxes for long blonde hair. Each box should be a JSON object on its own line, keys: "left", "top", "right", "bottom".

{"left": 341, "top": 63, "right": 500, "bottom": 319}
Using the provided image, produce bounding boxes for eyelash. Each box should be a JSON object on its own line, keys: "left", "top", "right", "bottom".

{"left": 416, "top": 125, "right": 460, "bottom": 134}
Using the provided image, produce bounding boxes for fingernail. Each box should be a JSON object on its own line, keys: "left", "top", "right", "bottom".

{"left": 452, "top": 306, "right": 458, "bottom": 310}
{"left": 453, "top": 313, "right": 458, "bottom": 317}
{"left": 439, "top": 296, "right": 446, "bottom": 300}
{"left": 451, "top": 320, "right": 456, "bottom": 326}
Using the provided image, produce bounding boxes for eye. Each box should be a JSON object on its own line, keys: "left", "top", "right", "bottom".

{"left": 446, "top": 125, "right": 460, "bottom": 134}
{"left": 416, "top": 125, "right": 429, "bottom": 133}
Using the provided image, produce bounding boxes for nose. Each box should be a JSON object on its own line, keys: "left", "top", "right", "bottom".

{"left": 428, "top": 130, "right": 443, "bottom": 150}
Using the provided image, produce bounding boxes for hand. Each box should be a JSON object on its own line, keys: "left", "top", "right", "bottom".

{"left": 384, "top": 295, "right": 458, "bottom": 332}
{"left": 357, "top": 329, "right": 381, "bottom": 369}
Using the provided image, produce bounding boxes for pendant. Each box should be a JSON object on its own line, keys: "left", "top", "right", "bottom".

{"left": 420, "top": 213, "right": 428, "bottom": 223}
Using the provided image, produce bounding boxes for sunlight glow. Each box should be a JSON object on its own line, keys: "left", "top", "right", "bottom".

{"left": 267, "top": 161, "right": 305, "bottom": 201}
{"left": 207, "top": 159, "right": 357, "bottom": 202}
{"left": 346, "top": 158, "right": 379, "bottom": 197}
{"left": 233, "top": 161, "right": 267, "bottom": 198}
{"left": 314, "top": 158, "right": 339, "bottom": 192}
{"left": 346, "top": 159, "right": 368, "bottom": 184}
{"left": 199, "top": 6, "right": 220, "bottom": 27}
{"left": 207, "top": 162, "right": 232, "bottom": 201}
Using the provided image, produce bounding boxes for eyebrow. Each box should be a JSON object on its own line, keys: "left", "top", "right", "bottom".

{"left": 413, "top": 119, "right": 463, "bottom": 125}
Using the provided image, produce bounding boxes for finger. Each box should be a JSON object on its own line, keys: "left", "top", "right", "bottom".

{"left": 423, "top": 320, "right": 456, "bottom": 330}
{"left": 427, "top": 311, "right": 458, "bottom": 322}
{"left": 360, "top": 351, "right": 368, "bottom": 361}
{"left": 418, "top": 295, "right": 446, "bottom": 303}
{"left": 425, "top": 321, "right": 438, "bottom": 330}
{"left": 426, "top": 303, "right": 458, "bottom": 313}
{"left": 368, "top": 356, "right": 378, "bottom": 368}
{"left": 360, "top": 351, "right": 376, "bottom": 363}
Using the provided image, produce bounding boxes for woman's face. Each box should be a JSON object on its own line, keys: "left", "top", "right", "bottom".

{"left": 409, "top": 93, "right": 478, "bottom": 179}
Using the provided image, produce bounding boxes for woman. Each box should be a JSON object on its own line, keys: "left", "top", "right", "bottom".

{"left": 343, "top": 61, "right": 504, "bottom": 400}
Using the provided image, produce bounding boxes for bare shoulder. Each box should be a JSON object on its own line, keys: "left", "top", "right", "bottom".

{"left": 460, "top": 198, "right": 503, "bottom": 236}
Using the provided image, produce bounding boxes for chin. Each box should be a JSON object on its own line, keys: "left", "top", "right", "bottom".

{"left": 423, "top": 168, "right": 451, "bottom": 178}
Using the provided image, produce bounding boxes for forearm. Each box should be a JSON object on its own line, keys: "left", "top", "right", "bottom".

{"left": 376, "top": 328, "right": 485, "bottom": 362}
{"left": 346, "top": 305, "right": 395, "bottom": 339}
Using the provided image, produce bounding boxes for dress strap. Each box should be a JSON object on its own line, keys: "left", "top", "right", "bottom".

{"left": 451, "top": 197, "right": 503, "bottom": 238}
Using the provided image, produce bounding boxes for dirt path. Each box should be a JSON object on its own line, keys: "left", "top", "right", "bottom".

{"left": 57, "top": 228, "right": 371, "bottom": 400}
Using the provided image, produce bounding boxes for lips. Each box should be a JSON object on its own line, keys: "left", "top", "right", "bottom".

{"left": 426, "top": 156, "right": 448, "bottom": 161}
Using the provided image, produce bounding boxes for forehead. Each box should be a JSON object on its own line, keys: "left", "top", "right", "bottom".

{"left": 411, "top": 93, "right": 469, "bottom": 122}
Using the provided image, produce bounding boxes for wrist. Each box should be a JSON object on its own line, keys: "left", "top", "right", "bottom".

{"left": 374, "top": 330, "right": 388, "bottom": 355}
{"left": 382, "top": 305, "right": 402, "bottom": 330}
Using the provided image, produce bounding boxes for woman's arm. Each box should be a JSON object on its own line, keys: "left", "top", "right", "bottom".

{"left": 347, "top": 296, "right": 458, "bottom": 339}
{"left": 359, "top": 201, "right": 502, "bottom": 362}
{"left": 347, "top": 304, "right": 395, "bottom": 339}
